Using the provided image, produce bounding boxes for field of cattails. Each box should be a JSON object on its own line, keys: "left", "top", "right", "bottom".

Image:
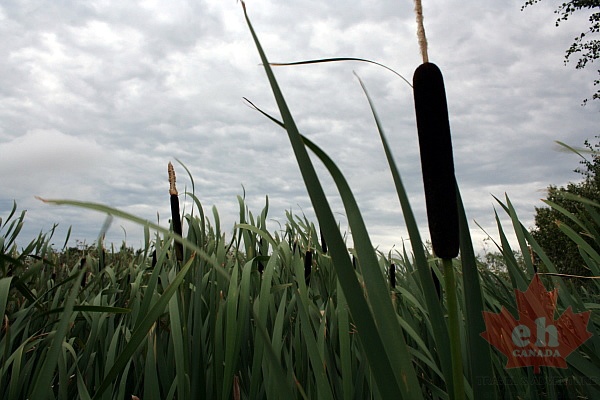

{"left": 1, "top": 4, "right": 599, "bottom": 400}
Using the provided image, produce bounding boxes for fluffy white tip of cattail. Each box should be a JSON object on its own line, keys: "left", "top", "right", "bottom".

{"left": 414, "top": 0, "right": 429, "bottom": 64}
{"left": 168, "top": 162, "right": 178, "bottom": 195}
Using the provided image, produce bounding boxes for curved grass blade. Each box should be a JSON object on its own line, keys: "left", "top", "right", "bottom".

{"left": 354, "top": 73, "right": 454, "bottom": 395}
{"left": 300, "top": 134, "right": 423, "bottom": 395}
{"left": 42, "top": 305, "right": 131, "bottom": 315}
{"left": 236, "top": 223, "right": 278, "bottom": 249}
{"left": 0, "top": 277, "right": 13, "bottom": 323}
{"left": 241, "top": 3, "right": 417, "bottom": 398}
{"left": 495, "top": 195, "right": 536, "bottom": 276}
{"left": 270, "top": 57, "right": 412, "bottom": 87}
{"left": 36, "top": 197, "right": 227, "bottom": 281}
{"left": 457, "top": 189, "right": 497, "bottom": 399}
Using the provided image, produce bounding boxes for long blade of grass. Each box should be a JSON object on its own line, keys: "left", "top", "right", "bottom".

{"left": 37, "top": 198, "right": 227, "bottom": 281}
{"left": 336, "top": 280, "right": 353, "bottom": 400}
{"left": 354, "top": 73, "right": 454, "bottom": 395}
{"left": 300, "top": 134, "right": 423, "bottom": 394}
{"left": 168, "top": 281, "right": 189, "bottom": 399}
{"left": 45, "top": 305, "right": 131, "bottom": 314}
{"left": 241, "top": 3, "right": 417, "bottom": 398}
{"left": 457, "top": 189, "right": 497, "bottom": 399}
{"left": 270, "top": 57, "right": 411, "bottom": 87}
{"left": 0, "top": 277, "right": 13, "bottom": 324}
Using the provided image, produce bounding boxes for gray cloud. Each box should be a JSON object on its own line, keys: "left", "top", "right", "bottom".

{"left": 0, "top": 0, "right": 597, "bottom": 254}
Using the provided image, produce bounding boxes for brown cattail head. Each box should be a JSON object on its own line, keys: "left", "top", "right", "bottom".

{"left": 413, "top": 62, "right": 459, "bottom": 259}
{"left": 304, "top": 250, "right": 312, "bottom": 285}
{"left": 168, "top": 162, "right": 178, "bottom": 196}
{"left": 168, "top": 162, "right": 183, "bottom": 262}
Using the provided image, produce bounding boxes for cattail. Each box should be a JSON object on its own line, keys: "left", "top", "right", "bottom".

{"left": 413, "top": 4, "right": 464, "bottom": 399}
{"left": 168, "top": 162, "right": 183, "bottom": 262}
{"left": 413, "top": 62, "right": 459, "bottom": 259}
{"left": 412, "top": 0, "right": 459, "bottom": 259}
{"left": 98, "top": 248, "right": 106, "bottom": 271}
{"left": 389, "top": 263, "right": 396, "bottom": 289}
{"left": 304, "top": 250, "right": 312, "bottom": 285}
{"left": 80, "top": 257, "right": 87, "bottom": 287}
{"left": 258, "top": 238, "right": 265, "bottom": 274}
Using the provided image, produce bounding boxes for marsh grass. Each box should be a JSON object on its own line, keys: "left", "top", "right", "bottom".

{"left": 2, "top": 182, "right": 600, "bottom": 400}
{"left": 0, "top": 4, "right": 599, "bottom": 400}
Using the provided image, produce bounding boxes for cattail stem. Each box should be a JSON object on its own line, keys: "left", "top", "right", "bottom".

{"left": 414, "top": 0, "right": 429, "bottom": 63}
{"left": 80, "top": 257, "right": 87, "bottom": 287}
{"left": 168, "top": 162, "right": 183, "bottom": 262}
{"left": 258, "top": 238, "right": 265, "bottom": 274}
{"left": 443, "top": 258, "right": 465, "bottom": 400}
{"left": 413, "top": 4, "right": 463, "bottom": 397}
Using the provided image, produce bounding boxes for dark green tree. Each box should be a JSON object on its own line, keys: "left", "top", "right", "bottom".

{"left": 522, "top": 1, "right": 600, "bottom": 103}
{"left": 531, "top": 137, "right": 600, "bottom": 279}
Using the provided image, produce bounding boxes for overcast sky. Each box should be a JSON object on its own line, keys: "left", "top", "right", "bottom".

{"left": 1, "top": 0, "right": 598, "bottom": 255}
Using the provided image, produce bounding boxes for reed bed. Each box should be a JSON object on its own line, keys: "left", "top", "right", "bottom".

{"left": 1, "top": 4, "right": 599, "bottom": 399}
{"left": 2, "top": 187, "right": 600, "bottom": 400}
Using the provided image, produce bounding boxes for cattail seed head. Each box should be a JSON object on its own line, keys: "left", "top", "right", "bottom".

{"left": 168, "top": 162, "right": 178, "bottom": 196}
{"left": 168, "top": 162, "right": 183, "bottom": 262}
{"left": 414, "top": 0, "right": 429, "bottom": 63}
{"left": 304, "top": 250, "right": 312, "bottom": 285}
{"left": 413, "top": 62, "right": 459, "bottom": 259}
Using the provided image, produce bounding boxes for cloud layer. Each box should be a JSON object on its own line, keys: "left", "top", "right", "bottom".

{"left": 1, "top": 0, "right": 597, "bottom": 253}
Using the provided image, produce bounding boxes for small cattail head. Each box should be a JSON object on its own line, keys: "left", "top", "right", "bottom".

{"left": 168, "top": 162, "right": 178, "bottom": 196}
{"left": 304, "top": 250, "right": 312, "bottom": 285}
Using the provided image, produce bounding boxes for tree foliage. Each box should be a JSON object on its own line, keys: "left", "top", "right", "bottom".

{"left": 522, "top": 1, "right": 600, "bottom": 103}
{"left": 531, "top": 137, "right": 600, "bottom": 279}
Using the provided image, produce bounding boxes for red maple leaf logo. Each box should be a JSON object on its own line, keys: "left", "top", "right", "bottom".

{"left": 481, "top": 274, "right": 592, "bottom": 373}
